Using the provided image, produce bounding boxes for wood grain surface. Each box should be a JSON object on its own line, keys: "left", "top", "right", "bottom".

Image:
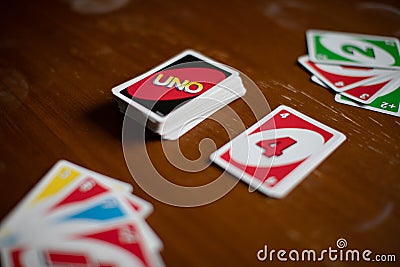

{"left": 0, "top": 0, "right": 399, "bottom": 266}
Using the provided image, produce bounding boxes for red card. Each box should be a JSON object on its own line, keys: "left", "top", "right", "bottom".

{"left": 211, "top": 105, "right": 346, "bottom": 198}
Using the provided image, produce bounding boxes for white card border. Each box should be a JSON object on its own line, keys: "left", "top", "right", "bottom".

{"left": 111, "top": 49, "right": 239, "bottom": 123}
{"left": 334, "top": 93, "right": 400, "bottom": 117}
{"left": 298, "top": 55, "right": 396, "bottom": 92}
{"left": 306, "top": 29, "right": 400, "bottom": 70}
{"left": 0, "top": 160, "right": 132, "bottom": 244}
{"left": 210, "top": 105, "right": 346, "bottom": 198}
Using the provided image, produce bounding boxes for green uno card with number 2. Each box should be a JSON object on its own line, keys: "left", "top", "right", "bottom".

{"left": 335, "top": 79, "right": 400, "bottom": 117}
{"left": 306, "top": 30, "right": 400, "bottom": 70}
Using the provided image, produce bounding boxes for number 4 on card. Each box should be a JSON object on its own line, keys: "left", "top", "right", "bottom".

{"left": 257, "top": 137, "right": 297, "bottom": 157}
{"left": 210, "top": 105, "right": 346, "bottom": 198}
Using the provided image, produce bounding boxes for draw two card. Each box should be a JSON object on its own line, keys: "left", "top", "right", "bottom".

{"left": 298, "top": 55, "right": 399, "bottom": 104}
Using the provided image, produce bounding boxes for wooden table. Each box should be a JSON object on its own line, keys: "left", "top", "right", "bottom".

{"left": 1, "top": 0, "right": 399, "bottom": 266}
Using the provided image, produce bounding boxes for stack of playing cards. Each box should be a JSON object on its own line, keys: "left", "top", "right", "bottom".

{"left": 298, "top": 30, "right": 400, "bottom": 117}
{"left": 112, "top": 49, "right": 246, "bottom": 140}
{"left": 0, "top": 160, "right": 164, "bottom": 267}
{"left": 210, "top": 105, "right": 346, "bottom": 198}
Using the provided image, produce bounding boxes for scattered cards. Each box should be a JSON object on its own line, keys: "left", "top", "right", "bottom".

{"left": 299, "top": 30, "right": 400, "bottom": 116}
{"left": 334, "top": 82, "right": 400, "bottom": 117}
{"left": 210, "top": 105, "right": 346, "bottom": 198}
{"left": 0, "top": 160, "right": 164, "bottom": 267}
{"left": 112, "top": 49, "right": 246, "bottom": 139}
{"left": 306, "top": 30, "right": 400, "bottom": 69}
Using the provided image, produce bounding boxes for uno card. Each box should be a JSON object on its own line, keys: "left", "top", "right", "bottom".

{"left": 4, "top": 248, "right": 95, "bottom": 267}
{"left": 312, "top": 75, "right": 400, "bottom": 116}
{"left": 112, "top": 49, "right": 238, "bottom": 122}
{"left": 311, "top": 75, "right": 328, "bottom": 88}
{"left": 0, "top": 160, "right": 164, "bottom": 267}
{"left": 335, "top": 81, "right": 400, "bottom": 117}
{"left": 298, "top": 55, "right": 396, "bottom": 92}
{"left": 7, "top": 223, "right": 161, "bottom": 267}
{"left": 24, "top": 183, "right": 160, "bottom": 251}
{"left": 124, "top": 195, "right": 153, "bottom": 219}
{"left": 39, "top": 222, "right": 162, "bottom": 267}
{"left": 210, "top": 105, "right": 346, "bottom": 198}
{"left": 3, "top": 160, "right": 131, "bottom": 212}
{"left": 339, "top": 73, "right": 399, "bottom": 104}
{"left": 300, "top": 55, "right": 399, "bottom": 104}
{"left": 43, "top": 195, "right": 135, "bottom": 228}
{"left": 44, "top": 250, "right": 94, "bottom": 266}
{"left": 2, "top": 247, "right": 94, "bottom": 267}
{"left": 0, "top": 160, "right": 133, "bottom": 248}
{"left": 160, "top": 79, "right": 244, "bottom": 139}
{"left": 42, "top": 250, "right": 117, "bottom": 266}
{"left": 306, "top": 30, "right": 400, "bottom": 69}
{"left": 1, "top": 247, "right": 24, "bottom": 267}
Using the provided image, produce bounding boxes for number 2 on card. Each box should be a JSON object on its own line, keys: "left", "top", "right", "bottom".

{"left": 341, "top": 45, "right": 375, "bottom": 58}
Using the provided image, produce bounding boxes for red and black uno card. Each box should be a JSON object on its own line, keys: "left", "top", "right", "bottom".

{"left": 112, "top": 49, "right": 238, "bottom": 119}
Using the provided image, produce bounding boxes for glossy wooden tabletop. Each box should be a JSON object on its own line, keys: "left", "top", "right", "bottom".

{"left": 0, "top": 0, "right": 399, "bottom": 266}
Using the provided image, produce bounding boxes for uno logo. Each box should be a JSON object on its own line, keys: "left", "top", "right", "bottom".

{"left": 127, "top": 67, "right": 227, "bottom": 101}
{"left": 152, "top": 74, "right": 204, "bottom": 94}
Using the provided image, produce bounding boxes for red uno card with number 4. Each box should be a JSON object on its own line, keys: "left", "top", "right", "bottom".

{"left": 210, "top": 105, "right": 346, "bottom": 198}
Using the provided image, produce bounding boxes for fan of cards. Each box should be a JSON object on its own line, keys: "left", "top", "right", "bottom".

{"left": 112, "top": 49, "right": 246, "bottom": 140}
{"left": 0, "top": 160, "right": 165, "bottom": 267}
{"left": 299, "top": 30, "right": 400, "bottom": 117}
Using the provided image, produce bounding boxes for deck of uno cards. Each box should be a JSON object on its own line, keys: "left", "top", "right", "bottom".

{"left": 210, "top": 105, "right": 346, "bottom": 198}
{"left": 298, "top": 30, "right": 400, "bottom": 116}
{"left": 112, "top": 49, "right": 246, "bottom": 139}
{"left": 0, "top": 160, "right": 164, "bottom": 267}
